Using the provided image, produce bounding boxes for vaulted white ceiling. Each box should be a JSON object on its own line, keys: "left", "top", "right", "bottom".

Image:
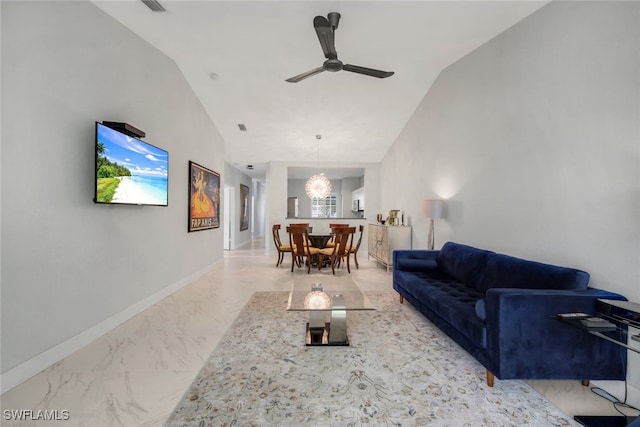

{"left": 93, "top": 0, "right": 548, "bottom": 179}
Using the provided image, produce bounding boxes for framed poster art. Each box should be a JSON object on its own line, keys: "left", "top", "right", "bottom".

{"left": 240, "top": 184, "right": 249, "bottom": 231}
{"left": 188, "top": 161, "right": 220, "bottom": 232}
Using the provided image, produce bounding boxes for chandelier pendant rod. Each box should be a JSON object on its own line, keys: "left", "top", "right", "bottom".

{"left": 305, "top": 134, "right": 331, "bottom": 200}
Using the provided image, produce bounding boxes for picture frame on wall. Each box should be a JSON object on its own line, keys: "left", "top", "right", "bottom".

{"left": 240, "top": 184, "right": 249, "bottom": 231}
{"left": 188, "top": 161, "right": 220, "bottom": 232}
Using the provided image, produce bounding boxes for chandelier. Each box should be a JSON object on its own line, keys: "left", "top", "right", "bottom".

{"left": 305, "top": 135, "right": 332, "bottom": 199}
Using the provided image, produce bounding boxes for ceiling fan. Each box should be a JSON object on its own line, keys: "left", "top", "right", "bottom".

{"left": 286, "top": 12, "right": 395, "bottom": 83}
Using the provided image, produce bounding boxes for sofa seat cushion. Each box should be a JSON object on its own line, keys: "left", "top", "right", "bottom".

{"left": 477, "top": 253, "right": 590, "bottom": 293}
{"left": 397, "top": 270, "right": 487, "bottom": 348}
{"left": 437, "top": 242, "right": 495, "bottom": 290}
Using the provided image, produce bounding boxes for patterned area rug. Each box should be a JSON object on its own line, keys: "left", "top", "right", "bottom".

{"left": 166, "top": 291, "right": 577, "bottom": 426}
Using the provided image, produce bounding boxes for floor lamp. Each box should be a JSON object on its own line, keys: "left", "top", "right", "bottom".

{"left": 422, "top": 199, "right": 444, "bottom": 250}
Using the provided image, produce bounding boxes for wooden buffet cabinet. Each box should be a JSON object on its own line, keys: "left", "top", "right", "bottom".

{"left": 367, "top": 224, "right": 412, "bottom": 272}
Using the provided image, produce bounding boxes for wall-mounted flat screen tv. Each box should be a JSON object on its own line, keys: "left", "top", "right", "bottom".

{"left": 94, "top": 122, "right": 169, "bottom": 206}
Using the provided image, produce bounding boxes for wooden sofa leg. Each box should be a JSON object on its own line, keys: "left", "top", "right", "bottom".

{"left": 486, "top": 370, "right": 495, "bottom": 387}
{"left": 399, "top": 295, "right": 404, "bottom": 304}
{"left": 581, "top": 380, "right": 590, "bottom": 387}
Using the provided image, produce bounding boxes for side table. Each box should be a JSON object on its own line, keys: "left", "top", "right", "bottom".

{"left": 556, "top": 299, "right": 640, "bottom": 427}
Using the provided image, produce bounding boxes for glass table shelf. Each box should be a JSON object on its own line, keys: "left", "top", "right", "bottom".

{"left": 555, "top": 299, "right": 640, "bottom": 427}
{"left": 286, "top": 275, "right": 375, "bottom": 346}
{"left": 555, "top": 299, "right": 640, "bottom": 355}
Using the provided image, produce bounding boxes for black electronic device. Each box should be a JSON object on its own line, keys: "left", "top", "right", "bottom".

{"left": 598, "top": 299, "right": 640, "bottom": 329}
{"left": 574, "top": 415, "right": 637, "bottom": 427}
{"left": 557, "top": 312, "right": 591, "bottom": 320}
{"left": 102, "top": 121, "right": 146, "bottom": 139}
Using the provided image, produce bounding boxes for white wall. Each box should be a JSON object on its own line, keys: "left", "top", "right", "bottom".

{"left": 381, "top": 1, "right": 639, "bottom": 299}
{"left": 1, "top": 1, "right": 225, "bottom": 390}
{"left": 252, "top": 180, "right": 266, "bottom": 239}
{"left": 287, "top": 179, "right": 311, "bottom": 218}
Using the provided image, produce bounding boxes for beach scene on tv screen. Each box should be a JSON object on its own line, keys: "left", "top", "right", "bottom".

{"left": 96, "top": 124, "right": 168, "bottom": 205}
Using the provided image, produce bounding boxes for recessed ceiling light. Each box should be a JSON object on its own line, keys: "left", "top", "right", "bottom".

{"left": 246, "top": 165, "right": 254, "bottom": 170}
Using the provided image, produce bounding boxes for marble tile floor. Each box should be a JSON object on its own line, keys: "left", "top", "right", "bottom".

{"left": 1, "top": 238, "right": 623, "bottom": 426}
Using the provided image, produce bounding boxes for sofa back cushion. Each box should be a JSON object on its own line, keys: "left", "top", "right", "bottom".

{"left": 437, "top": 242, "right": 494, "bottom": 289}
{"left": 477, "top": 253, "right": 590, "bottom": 293}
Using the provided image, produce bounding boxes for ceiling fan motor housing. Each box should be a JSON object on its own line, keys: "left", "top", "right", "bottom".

{"left": 324, "top": 59, "right": 343, "bottom": 72}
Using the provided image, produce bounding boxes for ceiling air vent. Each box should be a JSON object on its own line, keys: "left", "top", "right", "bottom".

{"left": 141, "top": 0, "right": 166, "bottom": 12}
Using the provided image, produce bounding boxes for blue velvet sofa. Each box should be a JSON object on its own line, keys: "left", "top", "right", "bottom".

{"left": 393, "top": 241, "right": 627, "bottom": 387}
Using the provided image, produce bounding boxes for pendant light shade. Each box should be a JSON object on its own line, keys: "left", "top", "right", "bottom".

{"left": 305, "top": 174, "right": 332, "bottom": 199}
{"left": 306, "top": 135, "right": 331, "bottom": 199}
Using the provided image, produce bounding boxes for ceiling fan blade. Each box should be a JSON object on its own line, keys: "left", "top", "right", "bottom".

{"left": 285, "top": 67, "right": 325, "bottom": 83}
{"left": 314, "top": 16, "right": 337, "bottom": 59}
{"left": 343, "top": 64, "right": 394, "bottom": 79}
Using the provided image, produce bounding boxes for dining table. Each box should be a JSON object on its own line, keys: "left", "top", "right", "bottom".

{"left": 307, "top": 234, "right": 331, "bottom": 249}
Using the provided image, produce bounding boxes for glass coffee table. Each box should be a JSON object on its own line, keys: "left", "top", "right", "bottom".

{"left": 286, "top": 275, "right": 375, "bottom": 346}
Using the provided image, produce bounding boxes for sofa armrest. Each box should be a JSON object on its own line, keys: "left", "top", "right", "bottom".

{"left": 484, "top": 288, "right": 627, "bottom": 380}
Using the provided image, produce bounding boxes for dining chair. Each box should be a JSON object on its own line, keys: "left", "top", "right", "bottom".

{"left": 287, "top": 225, "right": 320, "bottom": 273}
{"left": 325, "top": 223, "right": 349, "bottom": 248}
{"left": 272, "top": 224, "right": 292, "bottom": 267}
{"left": 348, "top": 225, "right": 365, "bottom": 269}
{"left": 289, "top": 223, "right": 310, "bottom": 229}
{"left": 289, "top": 223, "right": 312, "bottom": 244}
{"left": 318, "top": 226, "right": 356, "bottom": 274}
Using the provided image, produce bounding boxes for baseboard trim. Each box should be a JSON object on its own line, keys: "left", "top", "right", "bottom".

{"left": 0, "top": 259, "right": 222, "bottom": 394}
